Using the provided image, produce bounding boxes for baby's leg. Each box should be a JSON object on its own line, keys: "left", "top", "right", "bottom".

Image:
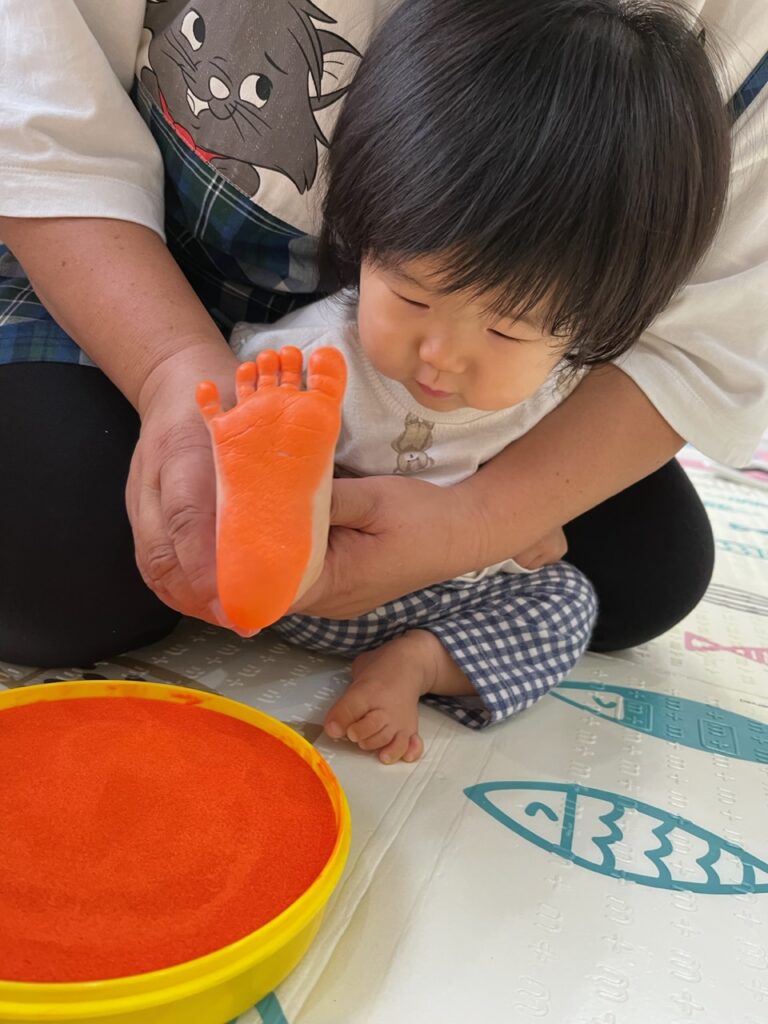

{"left": 324, "top": 628, "right": 473, "bottom": 763}
{"left": 197, "top": 347, "right": 345, "bottom": 634}
{"left": 276, "top": 562, "right": 597, "bottom": 761}
{"left": 421, "top": 562, "right": 598, "bottom": 728}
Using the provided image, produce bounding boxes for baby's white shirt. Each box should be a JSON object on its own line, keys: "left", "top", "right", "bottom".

{"left": 232, "top": 294, "right": 580, "bottom": 578}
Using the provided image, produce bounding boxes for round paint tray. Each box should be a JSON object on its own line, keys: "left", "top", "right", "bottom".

{"left": 0, "top": 681, "right": 350, "bottom": 1023}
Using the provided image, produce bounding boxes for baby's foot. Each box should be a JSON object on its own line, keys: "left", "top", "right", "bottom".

{"left": 197, "top": 346, "right": 346, "bottom": 634}
{"left": 324, "top": 631, "right": 441, "bottom": 764}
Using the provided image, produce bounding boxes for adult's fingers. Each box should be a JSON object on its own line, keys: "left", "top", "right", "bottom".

{"left": 128, "top": 422, "right": 219, "bottom": 622}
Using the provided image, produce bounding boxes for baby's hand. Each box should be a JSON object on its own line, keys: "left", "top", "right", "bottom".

{"left": 514, "top": 526, "right": 568, "bottom": 570}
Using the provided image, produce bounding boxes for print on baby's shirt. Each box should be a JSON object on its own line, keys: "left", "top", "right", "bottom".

{"left": 141, "top": 0, "right": 360, "bottom": 197}
{"left": 391, "top": 413, "right": 436, "bottom": 475}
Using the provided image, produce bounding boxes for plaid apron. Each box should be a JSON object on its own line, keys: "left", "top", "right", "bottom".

{"left": 0, "top": 82, "right": 322, "bottom": 366}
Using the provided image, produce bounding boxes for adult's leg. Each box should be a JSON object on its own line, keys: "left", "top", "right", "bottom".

{"left": 564, "top": 459, "right": 714, "bottom": 652}
{"left": 0, "top": 363, "right": 180, "bottom": 667}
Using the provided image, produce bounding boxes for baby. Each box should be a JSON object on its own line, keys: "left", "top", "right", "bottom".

{"left": 201, "top": 0, "right": 730, "bottom": 762}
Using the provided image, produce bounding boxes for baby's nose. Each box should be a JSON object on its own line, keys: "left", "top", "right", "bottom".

{"left": 419, "top": 335, "right": 465, "bottom": 372}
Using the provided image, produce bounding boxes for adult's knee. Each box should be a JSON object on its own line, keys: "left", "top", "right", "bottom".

{"left": 0, "top": 363, "right": 179, "bottom": 667}
{"left": 566, "top": 460, "right": 715, "bottom": 652}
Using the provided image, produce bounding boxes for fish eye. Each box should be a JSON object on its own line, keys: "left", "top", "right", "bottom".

{"left": 240, "top": 73, "right": 273, "bottom": 108}
{"left": 180, "top": 10, "right": 205, "bottom": 50}
{"left": 593, "top": 696, "right": 619, "bottom": 709}
{"left": 525, "top": 801, "right": 559, "bottom": 822}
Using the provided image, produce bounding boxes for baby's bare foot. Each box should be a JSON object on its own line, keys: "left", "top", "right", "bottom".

{"left": 197, "top": 346, "right": 346, "bottom": 634}
{"left": 325, "top": 631, "right": 445, "bottom": 764}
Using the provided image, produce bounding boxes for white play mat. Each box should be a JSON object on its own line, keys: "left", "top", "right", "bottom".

{"left": 2, "top": 443, "right": 767, "bottom": 1024}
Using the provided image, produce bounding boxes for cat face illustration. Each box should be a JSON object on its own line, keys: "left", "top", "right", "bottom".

{"left": 143, "top": 0, "right": 360, "bottom": 195}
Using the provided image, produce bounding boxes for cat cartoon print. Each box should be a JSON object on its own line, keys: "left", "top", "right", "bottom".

{"left": 141, "top": 0, "right": 360, "bottom": 196}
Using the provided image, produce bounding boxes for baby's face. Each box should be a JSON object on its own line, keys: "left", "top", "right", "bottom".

{"left": 357, "top": 259, "right": 568, "bottom": 412}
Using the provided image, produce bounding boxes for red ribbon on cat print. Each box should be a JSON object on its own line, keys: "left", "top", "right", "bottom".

{"left": 158, "top": 92, "right": 224, "bottom": 164}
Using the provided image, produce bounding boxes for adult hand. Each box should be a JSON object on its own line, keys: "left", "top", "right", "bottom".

{"left": 126, "top": 345, "right": 238, "bottom": 625}
{"left": 292, "top": 475, "right": 489, "bottom": 618}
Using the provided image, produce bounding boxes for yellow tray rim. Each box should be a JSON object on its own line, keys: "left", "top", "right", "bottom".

{"left": 0, "top": 680, "right": 351, "bottom": 1017}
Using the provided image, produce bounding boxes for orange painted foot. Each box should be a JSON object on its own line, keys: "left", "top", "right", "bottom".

{"left": 197, "top": 346, "right": 346, "bottom": 633}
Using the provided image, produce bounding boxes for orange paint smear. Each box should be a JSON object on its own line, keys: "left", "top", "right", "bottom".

{"left": 198, "top": 347, "right": 346, "bottom": 633}
{"left": 0, "top": 697, "right": 337, "bottom": 983}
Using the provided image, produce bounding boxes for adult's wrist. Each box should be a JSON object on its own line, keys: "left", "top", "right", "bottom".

{"left": 443, "top": 476, "right": 497, "bottom": 576}
{"left": 136, "top": 337, "right": 239, "bottom": 420}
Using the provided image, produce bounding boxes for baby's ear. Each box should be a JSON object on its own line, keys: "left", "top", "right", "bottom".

{"left": 310, "top": 31, "right": 362, "bottom": 112}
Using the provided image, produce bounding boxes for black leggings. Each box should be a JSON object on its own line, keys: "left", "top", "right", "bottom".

{"left": 0, "top": 362, "right": 714, "bottom": 667}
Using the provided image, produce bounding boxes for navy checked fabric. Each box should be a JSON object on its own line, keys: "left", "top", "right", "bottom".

{"left": 0, "top": 248, "right": 84, "bottom": 366}
{"left": 273, "top": 562, "right": 598, "bottom": 729}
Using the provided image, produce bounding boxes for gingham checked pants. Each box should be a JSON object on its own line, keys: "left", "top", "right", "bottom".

{"left": 274, "top": 561, "right": 597, "bottom": 729}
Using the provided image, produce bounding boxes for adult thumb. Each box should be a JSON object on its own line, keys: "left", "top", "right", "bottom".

{"left": 329, "top": 476, "right": 381, "bottom": 530}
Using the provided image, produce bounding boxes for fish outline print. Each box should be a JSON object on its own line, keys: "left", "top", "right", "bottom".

{"left": 550, "top": 681, "right": 768, "bottom": 764}
{"left": 254, "top": 992, "right": 289, "bottom": 1024}
{"left": 464, "top": 781, "right": 768, "bottom": 895}
{"left": 684, "top": 632, "right": 768, "bottom": 666}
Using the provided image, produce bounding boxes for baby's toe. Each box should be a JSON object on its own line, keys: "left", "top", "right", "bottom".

{"left": 324, "top": 688, "right": 378, "bottom": 739}
{"left": 357, "top": 724, "right": 397, "bottom": 751}
{"left": 403, "top": 734, "right": 424, "bottom": 763}
{"left": 379, "top": 730, "right": 414, "bottom": 765}
{"left": 347, "top": 709, "right": 390, "bottom": 744}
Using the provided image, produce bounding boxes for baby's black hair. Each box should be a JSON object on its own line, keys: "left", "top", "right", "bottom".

{"left": 321, "top": 0, "right": 731, "bottom": 366}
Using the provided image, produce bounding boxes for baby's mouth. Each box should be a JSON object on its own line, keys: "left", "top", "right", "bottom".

{"left": 186, "top": 87, "right": 210, "bottom": 117}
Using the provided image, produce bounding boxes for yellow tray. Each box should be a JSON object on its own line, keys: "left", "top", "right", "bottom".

{"left": 0, "top": 680, "right": 351, "bottom": 1024}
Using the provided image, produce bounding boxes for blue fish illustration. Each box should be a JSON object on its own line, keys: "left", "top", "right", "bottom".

{"left": 716, "top": 538, "right": 768, "bottom": 560}
{"left": 231, "top": 994, "right": 288, "bottom": 1024}
{"left": 729, "top": 522, "right": 768, "bottom": 537}
{"left": 255, "top": 994, "right": 289, "bottom": 1024}
{"left": 551, "top": 682, "right": 768, "bottom": 764}
{"left": 464, "top": 782, "right": 768, "bottom": 894}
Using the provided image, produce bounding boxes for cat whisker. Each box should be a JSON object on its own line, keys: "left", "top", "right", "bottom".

{"left": 233, "top": 101, "right": 270, "bottom": 135}
{"left": 225, "top": 104, "right": 247, "bottom": 143}
{"left": 167, "top": 31, "right": 199, "bottom": 72}
{"left": 160, "top": 49, "right": 194, "bottom": 83}
{"left": 232, "top": 108, "right": 262, "bottom": 142}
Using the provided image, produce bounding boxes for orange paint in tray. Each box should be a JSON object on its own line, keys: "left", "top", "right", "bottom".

{"left": 0, "top": 695, "right": 337, "bottom": 983}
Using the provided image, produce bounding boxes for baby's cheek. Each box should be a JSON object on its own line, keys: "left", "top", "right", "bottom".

{"left": 360, "top": 325, "right": 407, "bottom": 380}
{"left": 474, "top": 365, "right": 549, "bottom": 410}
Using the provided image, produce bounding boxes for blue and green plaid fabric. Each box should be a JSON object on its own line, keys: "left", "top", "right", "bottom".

{"left": 0, "top": 83, "right": 323, "bottom": 367}
{"left": 0, "top": 248, "right": 84, "bottom": 365}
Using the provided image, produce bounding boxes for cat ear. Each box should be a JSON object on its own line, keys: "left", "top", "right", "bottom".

{"left": 310, "top": 30, "right": 362, "bottom": 113}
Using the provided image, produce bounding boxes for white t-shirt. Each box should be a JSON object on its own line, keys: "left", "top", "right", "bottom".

{"left": 232, "top": 294, "right": 567, "bottom": 576}
{"left": 1, "top": 0, "right": 766, "bottom": 465}
{"left": 231, "top": 295, "right": 579, "bottom": 488}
